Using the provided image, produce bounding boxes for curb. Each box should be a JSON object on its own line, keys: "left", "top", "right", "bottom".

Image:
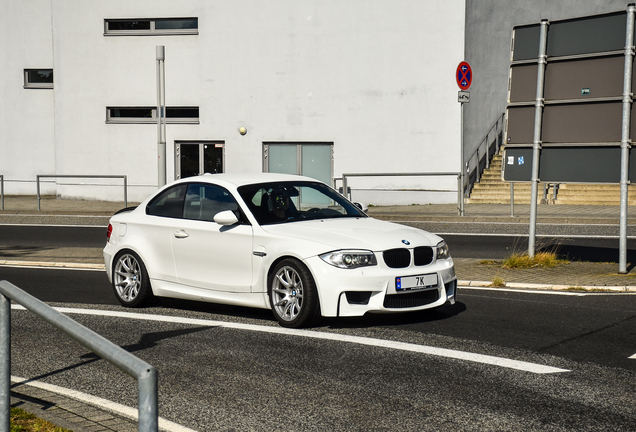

{"left": 458, "top": 280, "right": 636, "bottom": 292}
{"left": 0, "top": 260, "right": 104, "bottom": 270}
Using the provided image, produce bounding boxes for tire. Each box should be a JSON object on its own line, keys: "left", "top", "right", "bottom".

{"left": 112, "top": 251, "right": 154, "bottom": 307}
{"left": 268, "top": 258, "right": 320, "bottom": 328}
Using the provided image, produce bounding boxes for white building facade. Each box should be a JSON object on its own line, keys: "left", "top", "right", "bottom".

{"left": 1, "top": 0, "right": 466, "bottom": 205}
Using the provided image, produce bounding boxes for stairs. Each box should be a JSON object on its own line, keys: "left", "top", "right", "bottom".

{"left": 466, "top": 151, "right": 636, "bottom": 205}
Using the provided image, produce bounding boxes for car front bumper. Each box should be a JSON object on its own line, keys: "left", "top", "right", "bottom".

{"left": 305, "top": 256, "right": 457, "bottom": 317}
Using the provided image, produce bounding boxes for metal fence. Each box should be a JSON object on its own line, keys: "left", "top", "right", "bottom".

{"left": 335, "top": 172, "right": 462, "bottom": 214}
{"left": 465, "top": 112, "right": 505, "bottom": 197}
{"left": 0, "top": 280, "right": 158, "bottom": 432}
{"left": 36, "top": 175, "right": 128, "bottom": 210}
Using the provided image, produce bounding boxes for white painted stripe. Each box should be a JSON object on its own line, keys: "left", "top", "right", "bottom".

{"left": 11, "top": 305, "right": 569, "bottom": 374}
{"left": 10, "top": 376, "right": 197, "bottom": 432}
{"left": 0, "top": 263, "right": 104, "bottom": 271}
{"left": 629, "top": 354, "right": 636, "bottom": 359}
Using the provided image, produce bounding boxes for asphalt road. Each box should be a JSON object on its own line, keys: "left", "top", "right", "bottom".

{"left": 3, "top": 224, "right": 636, "bottom": 430}
{"left": 1, "top": 224, "right": 634, "bottom": 261}
{"left": 5, "top": 273, "right": 636, "bottom": 431}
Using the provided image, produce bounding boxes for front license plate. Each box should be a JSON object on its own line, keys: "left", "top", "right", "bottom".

{"left": 396, "top": 273, "right": 438, "bottom": 291}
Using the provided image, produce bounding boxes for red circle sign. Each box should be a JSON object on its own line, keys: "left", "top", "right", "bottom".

{"left": 456, "top": 61, "right": 472, "bottom": 90}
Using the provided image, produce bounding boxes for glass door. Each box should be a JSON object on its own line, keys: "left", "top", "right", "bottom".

{"left": 265, "top": 143, "right": 333, "bottom": 207}
{"left": 176, "top": 142, "right": 224, "bottom": 179}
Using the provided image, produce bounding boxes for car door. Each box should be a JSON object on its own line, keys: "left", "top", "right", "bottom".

{"left": 171, "top": 183, "right": 253, "bottom": 292}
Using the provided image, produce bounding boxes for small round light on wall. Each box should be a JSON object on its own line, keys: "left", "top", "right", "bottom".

{"left": 239, "top": 126, "right": 247, "bottom": 135}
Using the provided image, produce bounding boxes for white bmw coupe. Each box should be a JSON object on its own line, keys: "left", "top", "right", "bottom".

{"left": 104, "top": 173, "right": 457, "bottom": 328}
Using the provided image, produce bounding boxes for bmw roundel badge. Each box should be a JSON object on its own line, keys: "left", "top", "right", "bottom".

{"left": 402, "top": 240, "right": 410, "bottom": 245}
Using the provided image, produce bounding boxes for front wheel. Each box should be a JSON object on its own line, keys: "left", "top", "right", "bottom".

{"left": 268, "top": 258, "right": 320, "bottom": 328}
{"left": 112, "top": 251, "right": 154, "bottom": 307}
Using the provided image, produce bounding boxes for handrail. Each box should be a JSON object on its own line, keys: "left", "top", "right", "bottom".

{"left": 338, "top": 172, "right": 462, "bottom": 215}
{"left": 464, "top": 112, "right": 505, "bottom": 197}
{"left": 0, "top": 175, "right": 3, "bottom": 211}
{"left": 36, "top": 175, "right": 128, "bottom": 211}
{"left": 0, "top": 280, "right": 158, "bottom": 432}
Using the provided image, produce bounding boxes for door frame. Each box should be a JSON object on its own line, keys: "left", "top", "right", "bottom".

{"left": 175, "top": 141, "right": 225, "bottom": 180}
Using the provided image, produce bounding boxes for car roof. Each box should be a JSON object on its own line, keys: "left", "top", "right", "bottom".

{"left": 174, "top": 172, "right": 321, "bottom": 188}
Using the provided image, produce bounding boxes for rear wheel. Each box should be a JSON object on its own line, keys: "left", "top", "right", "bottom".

{"left": 268, "top": 258, "right": 320, "bottom": 328}
{"left": 112, "top": 251, "right": 154, "bottom": 307}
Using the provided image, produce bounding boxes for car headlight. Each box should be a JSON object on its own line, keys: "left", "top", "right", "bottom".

{"left": 319, "top": 250, "right": 377, "bottom": 269}
{"left": 436, "top": 240, "right": 450, "bottom": 260}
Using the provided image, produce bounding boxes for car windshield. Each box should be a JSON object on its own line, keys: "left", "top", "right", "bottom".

{"left": 237, "top": 181, "right": 366, "bottom": 225}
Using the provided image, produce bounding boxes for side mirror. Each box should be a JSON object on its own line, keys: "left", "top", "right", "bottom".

{"left": 214, "top": 210, "right": 239, "bottom": 226}
{"left": 353, "top": 202, "right": 368, "bottom": 214}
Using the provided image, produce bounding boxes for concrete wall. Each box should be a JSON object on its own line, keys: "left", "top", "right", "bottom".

{"left": 1, "top": 0, "right": 466, "bottom": 204}
{"left": 464, "top": 0, "right": 631, "bottom": 177}
{"left": 0, "top": 0, "right": 56, "bottom": 194}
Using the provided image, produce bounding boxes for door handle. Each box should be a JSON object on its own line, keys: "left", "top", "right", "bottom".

{"left": 174, "top": 230, "right": 189, "bottom": 239}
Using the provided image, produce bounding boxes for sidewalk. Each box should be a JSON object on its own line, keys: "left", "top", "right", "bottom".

{"left": 2, "top": 196, "right": 636, "bottom": 432}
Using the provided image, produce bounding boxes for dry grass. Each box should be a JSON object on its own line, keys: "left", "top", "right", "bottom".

{"left": 490, "top": 275, "right": 506, "bottom": 287}
{"left": 502, "top": 251, "right": 568, "bottom": 269}
{"left": 10, "top": 407, "right": 70, "bottom": 432}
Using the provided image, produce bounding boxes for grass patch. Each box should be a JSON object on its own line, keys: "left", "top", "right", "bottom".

{"left": 479, "top": 259, "right": 500, "bottom": 266}
{"left": 10, "top": 407, "right": 70, "bottom": 432}
{"left": 502, "top": 251, "right": 568, "bottom": 269}
{"left": 490, "top": 275, "right": 506, "bottom": 287}
{"left": 564, "top": 286, "right": 615, "bottom": 293}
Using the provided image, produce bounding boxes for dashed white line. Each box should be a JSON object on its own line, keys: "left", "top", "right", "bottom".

{"left": 12, "top": 305, "right": 570, "bottom": 374}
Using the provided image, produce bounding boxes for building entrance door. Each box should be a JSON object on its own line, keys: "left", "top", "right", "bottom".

{"left": 176, "top": 142, "right": 224, "bottom": 179}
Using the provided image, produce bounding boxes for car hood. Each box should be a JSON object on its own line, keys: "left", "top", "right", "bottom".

{"left": 260, "top": 217, "right": 442, "bottom": 252}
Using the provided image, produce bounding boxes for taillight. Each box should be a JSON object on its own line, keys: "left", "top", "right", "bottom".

{"left": 106, "top": 224, "right": 113, "bottom": 242}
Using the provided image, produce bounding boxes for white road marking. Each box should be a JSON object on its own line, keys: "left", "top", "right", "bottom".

{"left": 10, "top": 376, "right": 197, "bottom": 432}
{"left": 629, "top": 354, "right": 636, "bottom": 359}
{"left": 11, "top": 305, "right": 570, "bottom": 374}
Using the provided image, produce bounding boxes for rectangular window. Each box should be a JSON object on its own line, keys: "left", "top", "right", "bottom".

{"left": 106, "top": 107, "right": 199, "bottom": 124}
{"left": 105, "top": 18, "right": 198, "bottom": 36}
{"left": 24, "top": 69, "right": 53, "bottom": 89}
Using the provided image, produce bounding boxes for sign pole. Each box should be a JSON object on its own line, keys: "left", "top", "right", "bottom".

{"left": 456, "top": 61, "right": 472, "bottom": 217}
{"left": 528, "top": 20, "right": 548, "bottom": 258}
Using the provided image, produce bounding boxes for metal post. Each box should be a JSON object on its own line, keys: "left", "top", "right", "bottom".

{"left": 485, "top": 130, "right": 491, "bottom": 169}
{"left": 460, "top": 102, "right": 465, "bottom": 216}
{"left": 510, "top": 182, "right": 514, "bottom": 217}
{"left": 0, "top": 295, "right": 9, "bottom": 432}
{"left": 475, "top": 149, "right": 480, "bottom": 184}
{"left": 620, "top": 4, "right": 635, "bottom": 273}
{"left": 36, "top": 175, "right": 41, "bottom": 211}
{"left": 528, "top": 20, "right": 549, "bottom": 258}
{"left": 0, "top": 175, "right": 3, "bottom": 211}
{"left": 156, "top": 46, "right": 167, "bottom": 188}
{"left": 124, "top": 175, "right": 128, "bottom": 208}
{"left": 342, "top": 175, "right": 348, "bottom": 200}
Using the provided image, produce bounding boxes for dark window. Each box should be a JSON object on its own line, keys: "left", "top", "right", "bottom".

{"left": 184, "top": 183, "right": 240, "bottom": 222}
{"left": 166, "top": 107, "right": 199, "bottom": 118}
{"left": 155, "top": 18, "right": 198, "bottom": 30}
{"left": 105, "top": 18, "right": 198, "bottom": 35}
{"left": 146, "top": 184, "right": 187, "bottom": 218}
{"left": 110, "top": 108, "right": 153, "bottom": 118}
{"left": 107, "top": 20, "right": 151, "bottom": 31}
{"left": 24, "top": 69, "right": 53, "bottom": 88}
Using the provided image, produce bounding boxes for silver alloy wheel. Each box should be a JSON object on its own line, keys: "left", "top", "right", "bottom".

{"left": 271, "top": 265, "right": 304, "bottom": 321}
{"left": 114, "top": 253, "right": 142, "bottom": 302}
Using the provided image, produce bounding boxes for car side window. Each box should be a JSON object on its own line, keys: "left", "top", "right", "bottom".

{"left": 146, "top": 184, "right": 187, "bottom": 218}
{"left": 184, "top": 183, "right": 240, "bottom": 222}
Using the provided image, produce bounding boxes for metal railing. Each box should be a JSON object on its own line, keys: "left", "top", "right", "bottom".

{"left": 36, "top": 175, "right": 128, "bottom": 210}
{"left": 464, "top": 112, "right": 505, "bottom": 197}
{"left": 336, "top": 172, "right": 462, "bottom": 214}
{"left": 0, "top": 280, "right": 158, "bottom": 432}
